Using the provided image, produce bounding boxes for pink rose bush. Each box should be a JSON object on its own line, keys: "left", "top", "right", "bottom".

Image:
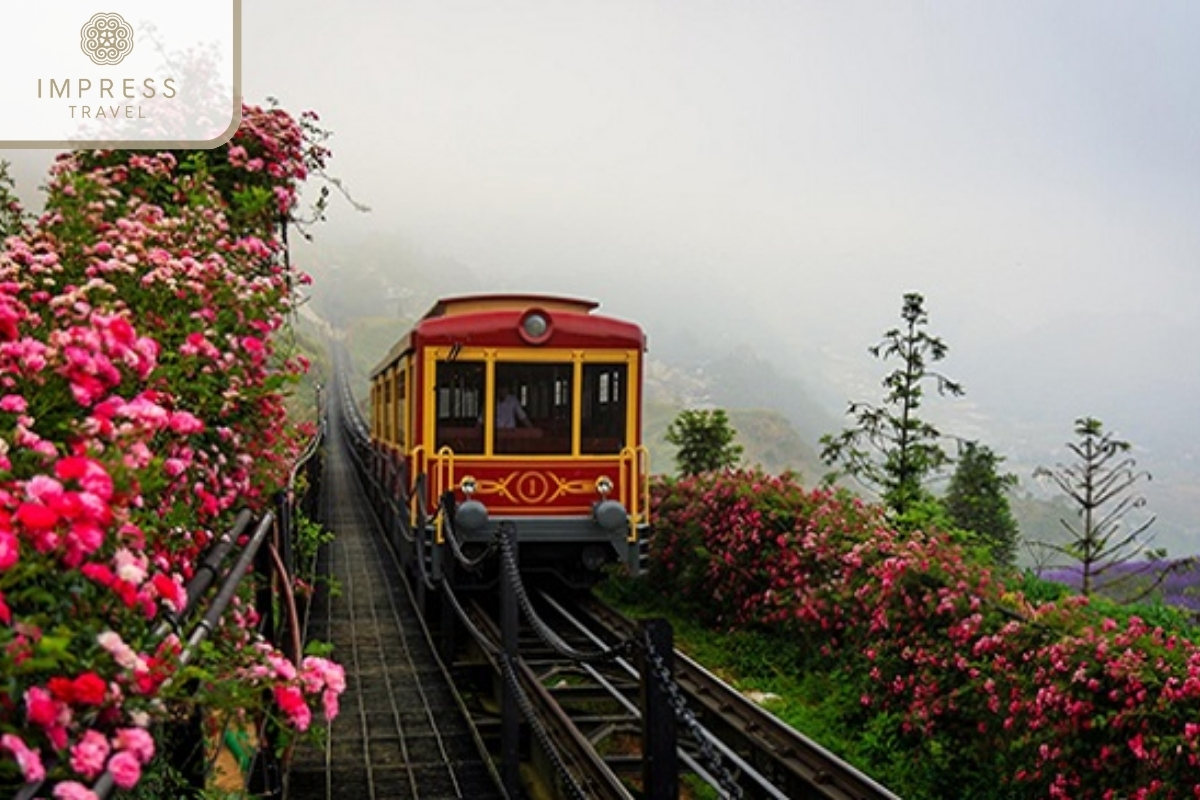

{"left": 650, "top": 469, "right": 1200, "bottom": 798}
{"left": 0, "top": 103, "right": 341, "bottom": 795}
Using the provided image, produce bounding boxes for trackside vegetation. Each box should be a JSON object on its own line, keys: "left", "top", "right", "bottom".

{"left": 628, "top": 469, "right": 1200, "bottom": 799}
{"left": 0, "top": 105, "right": 345, "bottom": 797}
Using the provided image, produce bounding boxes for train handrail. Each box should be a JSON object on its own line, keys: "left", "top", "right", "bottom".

{"left": 618, "top": 445, "right": 651, "bottom": 538}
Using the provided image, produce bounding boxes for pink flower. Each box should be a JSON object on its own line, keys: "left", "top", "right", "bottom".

{"left": 274, "top": 685, "right": 311, "bottom": 732}
{"left": 1129, "top": 732, "right": 1148, "bottom": 760}
{"left": 1, "top": 732, "right": 46, "bottom": 783}
{"left": 53, "top": 781, "right": 99, "bottom": 800}
{"left": 25, "top": 685, "right": 58, "bottom": 726}
{"left": 107, "top": 750, "right": 142, "bottom": 789}
{"left": 167, "top": 410, "right": 203, "bottom": 434}
{"left": 0, "top": 394, "right": 26, "bottom": 412}
{"left": 25, "top": 474, "right": 65, "bottom": 506}
{"left": 114, "top": 727, "right": 155, "bottom": 764}
{"left": 97, "top": 630, "right": 142, "bottom": 671}
{"left": 113, "top": 548, "right": 148, "bottom": 584}
{"left": 70, "top": 729, "right": 110, "bottom": 779}
{"left": 0, "top": 528, "right": 18, "bottom": 570}
{"left": 56, "top": 456, "right": 113, "bottom": 501}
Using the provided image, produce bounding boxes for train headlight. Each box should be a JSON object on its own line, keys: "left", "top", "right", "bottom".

{"left": 460, "top": 475, "right": 477, "bottom": 496}
{"left": 595, "top": 476, "right": 613, "bottom": 498}
{"left": 518, "top": 309, "right": 552, "bottom": 344}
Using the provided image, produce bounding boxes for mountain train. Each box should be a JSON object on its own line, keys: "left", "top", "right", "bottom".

{"left": 367, "top": 294, "right": 648, "bottom": 587}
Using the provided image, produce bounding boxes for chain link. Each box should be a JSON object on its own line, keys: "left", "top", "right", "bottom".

{"left": 500, "top": 653, "right": 589, "bottom": 800}
{"left": 498, "top": 521, "right": 637, "bottom": 664}
{"left": 439, "top": 492, "right": 501, "bottom": 570}
{"left": 643, "top": 635, "right": 745, "bottom": 800}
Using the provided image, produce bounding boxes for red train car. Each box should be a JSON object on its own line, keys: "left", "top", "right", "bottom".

{"left": 368, "top": 294, "right": 648, "bottom": 585}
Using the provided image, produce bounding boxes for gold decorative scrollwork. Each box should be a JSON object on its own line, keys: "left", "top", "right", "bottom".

{"left": 476, "top": 469, "right": 597, "bottom": 505}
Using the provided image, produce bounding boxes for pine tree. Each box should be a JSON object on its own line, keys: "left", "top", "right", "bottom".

{"left": 665, "top": 408, "right": 744, "bottom": 477}
{"left": 944, "top": 441, "right": 1019, "bottom": 565}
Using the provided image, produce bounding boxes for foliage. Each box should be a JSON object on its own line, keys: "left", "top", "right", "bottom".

{"left": 293, "top": 506, "right": 335, "bottom": 597}
{"left": 944, "top": 441, "right": 1019, "bottom": 566}
{"left": 0, "top": 162, "right": 26, "bottom": 239}
{"left": 646, "top": 469, "right": 1200, "bottom": 798}
{"left": 1034, "top": 417, "right": 1163, "bottom": 598}
{"left": 0, "top": 105, "right": 344, "bottom": 796}
{"left": 819, "top": 292, "right": 963, "bottom": 522}
{"left": 663, "top": 408, "right": 744, "bottom": 477}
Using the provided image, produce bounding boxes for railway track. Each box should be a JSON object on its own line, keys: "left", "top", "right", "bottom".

{"left": 284, "top": 413, "right": 501, "bottom": 800}
{"left": 446, "top": 580, "right": 901, "bottom": 800}
{"left": 313, "top": 361, "right": 900, "bottom": 799}
{"left": 567, "top": 594, "right": 902, "bottom": 800}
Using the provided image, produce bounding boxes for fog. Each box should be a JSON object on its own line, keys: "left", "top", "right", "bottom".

{"left": 5, "top": 1, "right": 1200, "bottom": 546}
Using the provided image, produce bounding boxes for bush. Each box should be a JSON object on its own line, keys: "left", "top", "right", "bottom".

{"left": 648, "top": 469, "right": 1200, "bottom": 799}
{"left": 0, "top": 106, "right": 344, "bottom": 795}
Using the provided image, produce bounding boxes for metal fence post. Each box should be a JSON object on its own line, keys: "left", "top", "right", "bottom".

{"left": 640, "top": 618, "right": 679, "bottom": 800}
{"left": 500, "top": 521, "right": 521, "bottom": 798}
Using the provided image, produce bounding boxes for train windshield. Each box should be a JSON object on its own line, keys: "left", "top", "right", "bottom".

{"left": 494, "top": 363, "right": 573, "bottom": 455}
{"left": 435, "top": 360, "right": 630, "bottom": 457}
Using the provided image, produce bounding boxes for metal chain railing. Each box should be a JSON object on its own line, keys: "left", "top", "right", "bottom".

{"left": 499, "top": 652, "right": 590, "bottom": 800}
{"left": 643, "top": 637, "right": 745, "bottom": 800}
{"left": 496, "top": 521, "right": 636, "bottom": 665}
{"left": 439, "top": 492, "right": 500, "bottom": 571}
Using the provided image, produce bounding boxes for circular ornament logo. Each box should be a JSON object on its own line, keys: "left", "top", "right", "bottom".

{"left": 80, "top": 12, "right": 134, "bottom": 65}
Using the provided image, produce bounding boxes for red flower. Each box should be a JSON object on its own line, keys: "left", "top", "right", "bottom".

{"left": 16, "top": 502, "right": 58, "bottom": 530}
{"left": 72, "top": 672, "right": 107, "bottom": 706}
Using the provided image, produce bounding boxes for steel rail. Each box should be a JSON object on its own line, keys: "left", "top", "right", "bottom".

{"left": 463, "top": 599, "right": 636, "bottom": 800}
{"left": 575, "top": 596, "right": 903, "bottom": 800}
{"left": 535, "top": 591, "right": 786, "bottom": 800}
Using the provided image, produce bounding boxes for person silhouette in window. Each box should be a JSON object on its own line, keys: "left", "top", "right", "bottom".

{"left": 496, "top": 385, "right": 530, "bottom": 429}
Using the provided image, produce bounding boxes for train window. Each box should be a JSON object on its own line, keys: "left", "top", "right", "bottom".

{"left": 400, "top": 369, "right": 410, "bottom": 450}
{"left": 494, "top": 362, "right": 573, "bottom": 455}
{"left": 582, "top": 364, "right": 627, "bottom": 454}
{"left": 435, "top": 361, "right": 484, "bottom": 454}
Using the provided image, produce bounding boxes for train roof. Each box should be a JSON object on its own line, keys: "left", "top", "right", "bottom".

{"left": 369, "top": 293, "right": 644, "bottom": 378}
{"left": 423, "top": 294, "right": 600, "bottom": 318}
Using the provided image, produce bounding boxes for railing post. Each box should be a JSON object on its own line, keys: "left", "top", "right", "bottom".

{"left": 500, "top": 521, "right": 521, "bottom": 798}
{"left": 250, "top": 507, "right": 284, "bottom": 799}
{"left": 640, "top": 618, "right": 679, "bottom": 800}
{"left": 439, "top": 495, "right": 457, "bottom": 664}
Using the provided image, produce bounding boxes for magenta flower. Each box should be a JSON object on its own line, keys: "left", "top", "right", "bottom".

{"left": 1, "top": 732, "right": 46, "bottom": 783}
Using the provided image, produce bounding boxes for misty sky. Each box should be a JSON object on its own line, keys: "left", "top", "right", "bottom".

{"left": 239, "top": 1, "right": 1200, "bottom": 327}
{"left": 5, "top": 2, "right": 1200, "bottom": 533}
